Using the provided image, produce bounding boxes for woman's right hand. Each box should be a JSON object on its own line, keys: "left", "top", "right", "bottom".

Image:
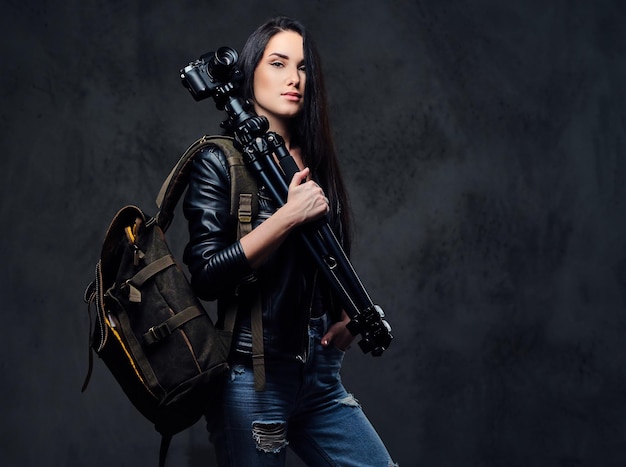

{"left": 239, "top": 167, "right": 329, "bottom": 269}
{"left": 284, "top": 167, "right": 330, "bottom": 225}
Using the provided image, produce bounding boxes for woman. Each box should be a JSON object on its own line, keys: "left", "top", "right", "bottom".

{"left": 183, "top": 16, "right": 396, "bottom": 467}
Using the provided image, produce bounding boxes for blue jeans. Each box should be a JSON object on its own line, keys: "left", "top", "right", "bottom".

{"left": 207, "top": 315, "right": 397, "bottom": 466}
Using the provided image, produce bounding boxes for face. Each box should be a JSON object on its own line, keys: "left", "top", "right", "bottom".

{"left": 252, "top": 30, "right": 306, "bottom": 127}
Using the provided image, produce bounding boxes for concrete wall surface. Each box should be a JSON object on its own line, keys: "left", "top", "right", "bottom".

{"left": 1, "top": 1, "right": 625, "bottom": 466}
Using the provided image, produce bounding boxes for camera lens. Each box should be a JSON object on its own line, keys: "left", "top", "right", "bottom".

{"left": 214, "top": 47, "right": 238, "bottom": 67}
{"left": 207, "top": 47, "right": 238, "bottom": 82}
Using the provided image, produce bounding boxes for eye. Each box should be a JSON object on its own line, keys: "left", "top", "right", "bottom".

{"left": 298, "top": 64, "right": 306, "bottom": 72}
{"left": 270, "top": 61, "right": 285, "bottom": 68}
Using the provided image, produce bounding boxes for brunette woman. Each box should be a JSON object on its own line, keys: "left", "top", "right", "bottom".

{"left": 183, "top": 16, "right": 396, "bottom": 467}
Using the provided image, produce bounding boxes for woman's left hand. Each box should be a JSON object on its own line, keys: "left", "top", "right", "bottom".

{"left": 321, "top": 311, "right": 355, "bottom": 351}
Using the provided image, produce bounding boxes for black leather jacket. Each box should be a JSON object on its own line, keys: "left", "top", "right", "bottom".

{"left": 183, "top": 144, "right": 336, "bottom": 362}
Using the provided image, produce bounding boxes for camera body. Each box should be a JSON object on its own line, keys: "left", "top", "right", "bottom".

{"left": 180, "top": 47, "right": 241, "bottom": 101}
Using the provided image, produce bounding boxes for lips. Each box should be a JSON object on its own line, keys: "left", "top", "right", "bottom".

{"left": 282, "top": 92, "right": 302, "bottom": 101}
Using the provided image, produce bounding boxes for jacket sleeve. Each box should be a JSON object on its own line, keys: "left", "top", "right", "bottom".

{"left": 182, "top": 145, "right": 254, "bottom": 301}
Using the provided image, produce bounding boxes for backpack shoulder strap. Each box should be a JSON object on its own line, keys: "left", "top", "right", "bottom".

{"left": 221, "top": 141, "right": 265, "bottom": 391}
{"left": 220, "top": 139, "right": 258, "bottom": 239}
{"left": 155, "top": 135, "right": 257, "bottom": 233}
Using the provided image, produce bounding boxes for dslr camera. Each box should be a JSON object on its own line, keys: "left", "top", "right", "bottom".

{"left": 180, "top": 47, "right": 241, "bottom": 101}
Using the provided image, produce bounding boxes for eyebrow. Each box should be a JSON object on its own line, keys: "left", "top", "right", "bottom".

{"left": 267, "top": 52, "right": 305, "bottom": 66}
{"left": 268, "top": 52, "right": 289, "bottom": 60}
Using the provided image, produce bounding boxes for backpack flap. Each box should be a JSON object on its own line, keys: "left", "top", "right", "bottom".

{"left": 84, "top": 205, "right": 146, "bottom": 355}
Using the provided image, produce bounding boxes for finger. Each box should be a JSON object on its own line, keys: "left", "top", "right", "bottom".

{"left": 323, "top": 196, "right": 330, "bottom": 214}
{"left": 321, "top": 331, "right": 333, "bottom": 346}
{"left": 290, "top": 167, "right": 309, "bottom": 188}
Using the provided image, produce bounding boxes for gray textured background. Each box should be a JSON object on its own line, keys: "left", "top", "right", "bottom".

{"left": 2, "top": 1, "right": 626, "bottom": 466}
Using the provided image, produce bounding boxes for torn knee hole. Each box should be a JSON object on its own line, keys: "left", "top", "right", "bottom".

{"left": 335, "top": 393, "right": 361, "bottom": 408}
{"left": 252, "top": 421, "right": 288, "bottom": 453}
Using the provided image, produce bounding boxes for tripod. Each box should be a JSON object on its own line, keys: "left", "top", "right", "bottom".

{"left": 181, "top": 49, "right": 392, "bottom": 356}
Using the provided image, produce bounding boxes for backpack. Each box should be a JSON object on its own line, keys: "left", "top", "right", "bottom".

{"left": 82, "top": 135, "right": 261, "bottom": 466}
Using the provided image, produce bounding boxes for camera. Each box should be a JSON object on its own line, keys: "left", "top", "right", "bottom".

{"left": 180, "top": 47, "right": 241, "bottom": 101}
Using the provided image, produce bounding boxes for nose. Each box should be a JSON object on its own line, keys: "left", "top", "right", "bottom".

{"left": 287, "top": 65, "right": 301, "bottom": 87}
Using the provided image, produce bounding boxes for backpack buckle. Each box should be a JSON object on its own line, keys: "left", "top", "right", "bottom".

{"left": 144, "top": 323, "right": 171, "bottom": 346}
{"left": 238, "top": 193, "right": 253, "bottom": 224}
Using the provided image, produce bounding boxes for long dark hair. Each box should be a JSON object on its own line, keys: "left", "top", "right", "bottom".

{"left": 238, "top": 16, "right": 352, "bottom": 252}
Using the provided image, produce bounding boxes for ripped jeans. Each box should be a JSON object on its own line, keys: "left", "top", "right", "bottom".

{"left": 207, "top": 314, "right": 396, "bottom": 467}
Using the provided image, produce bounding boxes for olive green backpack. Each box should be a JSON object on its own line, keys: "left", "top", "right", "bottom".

{"left": 82, "top": 136, "right": 262, "bottom": 466}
